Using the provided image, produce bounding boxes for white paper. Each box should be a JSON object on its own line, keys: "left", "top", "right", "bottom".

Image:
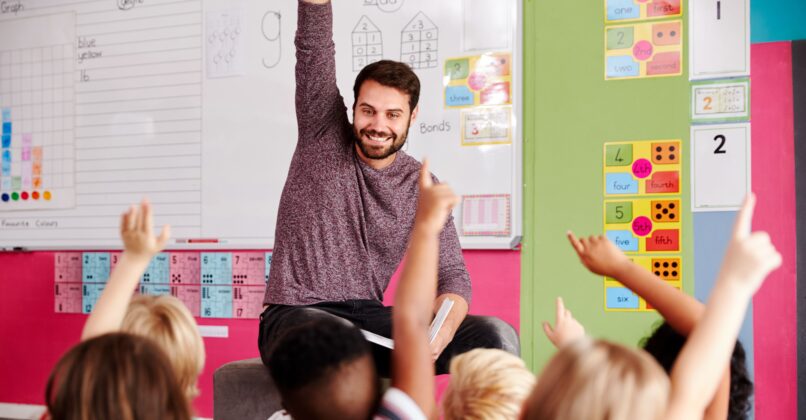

{"left": 691, "top": 124, "right": 751, "bottom": 211}
{"left": 690, "top": 0, "right": 750, "bottom": 79}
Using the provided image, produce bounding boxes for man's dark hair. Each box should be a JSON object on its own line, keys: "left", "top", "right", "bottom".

{"left": 268, "top": 317, "right": 372, "bottom": 394}
{"left": 353, "top": 60, "right": 421, "bottom": 112}
{"left": 641, "top": 321, "right": 754, "bottom": 420}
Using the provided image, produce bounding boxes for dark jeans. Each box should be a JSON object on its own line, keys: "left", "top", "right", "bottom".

{"left": 258, "top": 299, "right": 520, "bottom": 376}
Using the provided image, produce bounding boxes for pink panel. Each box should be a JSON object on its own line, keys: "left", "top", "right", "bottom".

{"left": 750, "top": 41, "right": 797, "bottom": 420}
{"left": 0, "top": 249, "right": 520, "bottom": 418}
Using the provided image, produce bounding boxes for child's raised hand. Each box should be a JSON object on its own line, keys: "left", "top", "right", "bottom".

{"left": 717, "top": 194, "right": 782, "bottom": 294}
{"left": 567, "top": 231, "right": 632, "bottom": 278}
{"left": 120, "top": 200, "right": 171, "bottom": 259}
{"left": 542, "top": 297, "right": 585, "bottom": 348}
{"left": 415, "top": 159, "right": 459, "bottom": 235}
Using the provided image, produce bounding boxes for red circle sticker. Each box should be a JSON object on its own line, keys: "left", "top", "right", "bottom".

{"left": 632, "top": 216, "right": 653, "bottom": 237}
{"left": 632, "top": 158, "right": 653, "bottom": 179}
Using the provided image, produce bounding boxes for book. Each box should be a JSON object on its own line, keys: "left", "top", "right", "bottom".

{"left": 361, "top": 298, "right": 455, "bottom": 350}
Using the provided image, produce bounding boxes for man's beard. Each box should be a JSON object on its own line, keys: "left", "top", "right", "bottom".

{"left": 353, "top": 119, "right": 410, "bottom": 161}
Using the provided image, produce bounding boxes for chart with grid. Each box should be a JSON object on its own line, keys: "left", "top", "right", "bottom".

{"left": 0, "top": 34, "right": 76, "bottom": 210}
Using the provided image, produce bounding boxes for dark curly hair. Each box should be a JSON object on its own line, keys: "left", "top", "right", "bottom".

{"left": 641, "top": 321, "right": 754, "bottom": 420}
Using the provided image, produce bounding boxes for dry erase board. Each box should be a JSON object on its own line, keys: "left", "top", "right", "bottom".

{"left": 0, "top": 0, "right": 521, "bottom": 249}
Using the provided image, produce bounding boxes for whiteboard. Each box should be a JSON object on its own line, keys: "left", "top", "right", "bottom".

{"left": 0, "top": 0, "right": 521, "bottom": 250}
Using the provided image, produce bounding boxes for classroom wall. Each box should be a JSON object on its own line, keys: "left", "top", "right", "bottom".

{"left": 751, "top": 0, "right": 806, "bottom": 44}
{"left": 0, "top": 249, "right": 520, "bottom": 418}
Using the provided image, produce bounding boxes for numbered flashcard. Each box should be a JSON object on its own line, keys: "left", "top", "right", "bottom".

{"left": 265, "top": 252, "right": 272, "bottom": 285}
{"left": 604, "top": 256, "right": 682, "bottom": 311}
{"left": 170, "top": 285, "right": 201, "bottom": 317}
{"left": 461, "top": 194, "right": 511, "bottom": 236}
{"left": 82, "top": 252, "right": 110, "bottom": 283}
{"left": 353, "top": 16, "right": 383, "bottom": 71}
{"left": 55, "top": 252, "right": 83, "bottom": 283}
{"left": 140, "top": 284, "right": 171, "bottom": 296}
{"left": 690, "top": 0, "right": 750, "bottom": 79}
{"left": 461, "top": 106, "right": 512, "bottom": 145}
{"left": 605, "top": 0, "right": 681, "bottom": 23}
{"left": 82, "top": 283, "right": 105, "bottom": 314}
{"left": 55, "top": 283, "right": 82, "bottom": 313}
{"left": 141, "top": 253, "right": 170, "bottom": 284}
{"left": 170, "top": 252, "right": 201, "bottom": 284}
{"left": 201, "top": 252, "right": 232, "bottom": 285}
{"left": 444, "top": 52, "right": 512, "bottom": 108}
{"left": 400, "top": 12, "right": 438, "bottom": 69}
{"left": 233, "top": 285, "right": 266, "bottom": 319}
{"left": 604, "top": 198, "right": 682, "bottom": 253}
{"left": 603, "top": 140, "right": 682, "bottom": 196}
{"left": 691, "top": 123, "right": 750, "bottom": 211}
{"left": 691, "top": 78, "right": 750, "bottom": 123}
{"left": 232, "top": 252, "right": 266, "bottom": 286}
{"left": 201, "top": 285, "right": 233, "bottom": 318}
{"left": 605, "top": 20, "right": 682, "bottom": 80}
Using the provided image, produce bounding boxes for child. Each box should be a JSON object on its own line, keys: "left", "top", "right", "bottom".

{"left": 45, "top": 332, "right": 191, "bottom": 420}
{"left": 265, "top": 160, "right": 458, "bottom": 420}
{"left": 523, "top": 194, "right": 781, "bottom": 420}
{"left": 81, "top": 200, "right": 205, "bottom": 401}
{"left": 441, "top": 348, "right": 535, "bottom": 420}
{"left": 567, "top": 224, "right": 752, "bottom": 419}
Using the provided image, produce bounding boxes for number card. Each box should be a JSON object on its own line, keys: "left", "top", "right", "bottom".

{"left": 460, "top": 106, "right": 512, "bottom": 146}
{"left": 603, "top": 140, "right": 682, "bottom": 197}
{"left": 233, "top": 286, "right": 266, "bottom": 319}
{"left": 232, "top": 252, "right": 266, "bottom": 286}
{"left": 605, "top": 0, "right": 682, "bottom": 23}
{"left": 690, "top": 0, "right": 750, "bottom": 79}
{"left": 691, "top": 123, "right": 750, "bottom": 211}
{"left": 604, "top": 198, "right": 682, "bottom": 253}
{"left": 461, "top": 194, "right": 511, "bottom": 236}
{"left": 691, "top": 78, "right": 750, "bottom": 123}
{"left": 141, "top": 253, "right": 170, "bottom": 284}
{"left": 82, "top": 252, "right": 110, "bottom": 283}
{"left": 202, "top": 285, "right": 233, "bottom": 318}
{"left": 444, "top": 52, "right": 512, "bottom": 108}
{"left": 604, "top": 256, "right": 682, "bottom": 311}
{"left": 170, "top": 252, "right": 201, "bottom": 284}
{"left": 605, "top": 20, "right": 682, "bottom": 80}
{"left": 171, "top": 285, "right": 201, "bottom": 317}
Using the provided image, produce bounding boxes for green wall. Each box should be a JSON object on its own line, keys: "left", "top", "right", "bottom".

{"left": 521, "top": 0, "right": 694, "bottom": 370}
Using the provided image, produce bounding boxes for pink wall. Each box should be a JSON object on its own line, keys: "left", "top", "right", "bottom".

{"left": 750, "top": 41, "right": 798, "bottom": 420}
{"left": 0, "top": 249, "right": 520, "bottom": 418}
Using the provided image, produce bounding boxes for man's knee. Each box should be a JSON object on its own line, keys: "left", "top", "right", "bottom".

{"left": 466, "top": 316, "right": 520, "bottom": 356}
{"left": 259, "top": 307, "right": 353, "bottom": 365}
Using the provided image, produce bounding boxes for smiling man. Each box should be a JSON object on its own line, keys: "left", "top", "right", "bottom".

{"left": 258, "top": 0, "right": 519, "bottom": 376}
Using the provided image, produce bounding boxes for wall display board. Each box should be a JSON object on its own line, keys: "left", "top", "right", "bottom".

{"left": 0, "top": 0, "right": 522, "bottom": 250}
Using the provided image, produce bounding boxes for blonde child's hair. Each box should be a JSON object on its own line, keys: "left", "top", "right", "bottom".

{"left": 122, "top": 294, "right": 205, "bottom": 399}
{"left": 523, "top": 338, "right": 669, "bottom": 420}
{"left": 441, "top": 348, "right": 536, "bottom": 420}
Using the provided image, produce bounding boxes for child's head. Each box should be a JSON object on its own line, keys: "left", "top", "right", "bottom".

{"left": 122, "top": 294, "right": 205, "bottom": 399}
{"left": 46, "top": 332, "right": 191, "bottom": 420}
{"left": 268, "top": 317, "right": 380, "bottom": 420}
{"left": 641, "top": 321, "right": 753, "bottom": 419}
{"left": 522, "top": 338, "right": 669, "bottom": 420}
{"left": 442, "top": 348, "right": 535, "bottom": 420}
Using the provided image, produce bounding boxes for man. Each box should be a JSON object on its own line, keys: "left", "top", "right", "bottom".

{"left": 258, "top": 0, "right": 518, "bottom": 375}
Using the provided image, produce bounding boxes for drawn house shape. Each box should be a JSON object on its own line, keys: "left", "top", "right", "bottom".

{"left": 352, "top": 16, "right": 383, "bottom": 71}
{"left": 400, "top": 12, "right": 438, "bottom": 69}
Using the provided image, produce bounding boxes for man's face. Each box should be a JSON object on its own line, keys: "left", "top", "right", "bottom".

{"left": 353, "top": 79, "right": 418, "bottom": 161}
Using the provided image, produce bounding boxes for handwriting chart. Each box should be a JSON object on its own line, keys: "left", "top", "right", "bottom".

{"left": 461, "top": 194, "right": 511, "bottom": 236}
{"left": 0, "top": 14, "right": 77, "bottom": 210}
{"left": 445, "top": 52, "right": 512, "bottom": 108}
{"left": 353, "top": 16, "right": 383, "bottom": 72}
{"left": 691, "top": 78, "right": 750, "bottom": 123}
{"left": 460, "top": 106, "right": 512, "bottom": 146}
{"left": 605, "top": 0, "right": 682, "bottom": 23}
{"left": 604, "top": 257, "right": 682, "bottom": 311}
{"left": 605, "top": 20, "right": 682, "bottom": 80}
{"left": 206, "top": 8, "right": 246, "bottom": 78}
{"left": 401, "top": 12, "right": 439, "bottom": 69}
{"left": 604, "top": 198, "right": 682, "bottom": 253}
{"left": 603, "top": 140, "right": 682, "bottom": 197}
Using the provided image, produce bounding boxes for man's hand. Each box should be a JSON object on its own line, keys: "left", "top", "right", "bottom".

{"left": 429, "top": 326, "right": 453, "bottom": 361}
{"left": 120, "top": 200, "right": 171, "bottom": 260}
{"left": 567, "top": 231, "right": 632, "bottom": 278}
{"left": 542, "top": 297, "right": 585, "bottom": 348}
{"left": 717, "top": 194, "right": 782, "bottom": 294}
{"left": 414, "top": 159, "right": 459, "bottom": 236}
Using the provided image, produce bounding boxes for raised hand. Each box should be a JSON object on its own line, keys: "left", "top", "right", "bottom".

{"left": 542, "top": 297, "right": 585, "bottom": 349}
{"left": 567, "top": 231, "right": 632, "bottom": 278}
{"left": 414, "top": 159, "right": 459, "bottom": 235}
{"left": 717, "top": 194, "right": 782, "bottom": 294}
{"left": 120, "top": 200, "right": 171, "bottom": 259}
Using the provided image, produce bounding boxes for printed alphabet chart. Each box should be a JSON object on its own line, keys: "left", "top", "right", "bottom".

{"left": 602, "top": 140, "right": 684, "bottom": 312}
{"left": 605, "top": 20, "right": 683, "bottom": 80}
{"left": 444, "top": 52, "right": 512, "bottom": 108}
{"left": 54, "top": 251, "right": 273, "bottom": 319}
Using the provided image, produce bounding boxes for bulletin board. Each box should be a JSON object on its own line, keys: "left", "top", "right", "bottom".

{"left": 0, "top": 0, "right": 522, "bottom": 250}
